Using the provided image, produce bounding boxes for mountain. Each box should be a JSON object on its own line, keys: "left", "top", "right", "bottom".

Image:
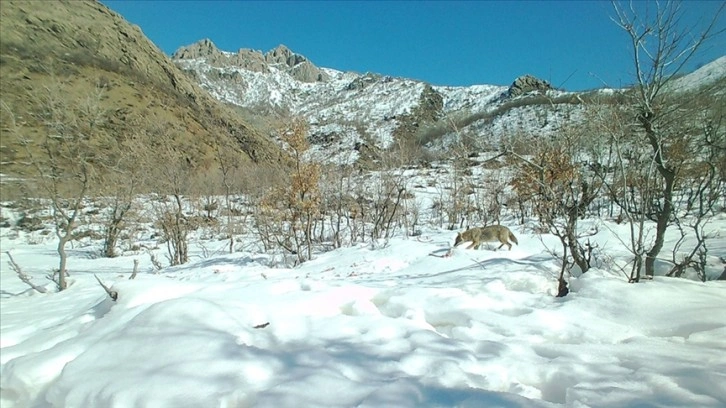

{"left": 172, "top": 39, "right": 726, "bottom": 166}
{"left": 667, "top": 56, "right": 726, "bottom": 93}
{"left": 0, "top": 0, "right": 283, "bottom": 182}
{"left": 173, "top": 39, "right": 330, "bottom": 84}
{"left": 172, "top": 39, "right": 508, "bottom": 165}
{"left": 169, "top": 40, "right": 569, "bottom": 165}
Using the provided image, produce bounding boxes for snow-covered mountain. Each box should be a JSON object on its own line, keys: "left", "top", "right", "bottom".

{"left": 172, "top": 40, "right": 725, "bottom": 165}
{"left": 668, "top": 56, "right": 726, "bottom": 93}
{"left": 170, "top": 40, "right": 549, "bottom": 164}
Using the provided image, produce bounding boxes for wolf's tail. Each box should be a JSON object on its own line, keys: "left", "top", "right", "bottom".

{"left": 509, "top": 231, "right": 519, "bottom": 245}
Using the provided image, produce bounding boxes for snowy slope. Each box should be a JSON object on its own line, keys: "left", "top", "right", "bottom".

{"left": 172, "top": 44, "right": 557, "bottom": 164}
{"left": 2, "top": 155, "right": 726, "bottom": 408}
{"left": 1, "top": 211, "right": 725, "bottom": 407}
{"left": 668, "top": 56, "right": 726, "bottom": 93}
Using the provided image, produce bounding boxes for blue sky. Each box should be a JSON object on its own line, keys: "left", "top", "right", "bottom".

{"left": 102, "top": 1, "right": 724, "bottom": 91}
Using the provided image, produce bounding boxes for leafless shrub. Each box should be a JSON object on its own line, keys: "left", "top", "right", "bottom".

{"left": 255, "top": 118, "right": 321, "bottom": 265}
{"left": 606, "top": 0, "right": 725, "bottom": 281}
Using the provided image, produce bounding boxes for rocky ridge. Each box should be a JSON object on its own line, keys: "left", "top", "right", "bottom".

{"left": 507, "top": 75, "right": 553, "bottom": 97}
{"left": 173, "top": 39, "right": 329, "bottom": 83}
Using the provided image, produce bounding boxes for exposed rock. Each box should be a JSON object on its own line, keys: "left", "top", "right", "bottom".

{"left": 234, "top": 49, "right": 268, "bottom": 73}
{"left": 392, "top": 84, "right": 444, "bottom": 144}
{"left": 173, "top": 39, "right": 270, "bottom": 73}
{"left": 416, "top": 85, "right": 445, "bottom": 122}
{"left": 346, "top": 72, "right": 382, "bottom": 91}
{"left": 173, "top": 41, "right": 328, "bottom": 83}
{"left": 171, "top": 38, "right": 219, "bottom": 59}
{"left": 265, "top": 45, "right": 302, "bottom": 67}
{"left": 507, "top": 74, "right": 552, "bottom": 97}
{"left": 290, "top": 60, "right": 328, "bottom": 83}
{"left": 205, "top": 69, "right": 246, "bottom": 85}
{"left": 264, "top": 45, "right": 329, "bottom": 82}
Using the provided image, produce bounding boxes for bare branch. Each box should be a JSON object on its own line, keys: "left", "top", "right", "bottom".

{"left": 94, "top": 274, "right": 118, "bottom": 301}
{"left": 5, "top": 251, "right": 48, "bottom": 294}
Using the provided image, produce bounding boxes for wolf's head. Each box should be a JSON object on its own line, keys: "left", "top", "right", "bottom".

{"left": 454, "top": 233, "right": 463, "bottom": 247}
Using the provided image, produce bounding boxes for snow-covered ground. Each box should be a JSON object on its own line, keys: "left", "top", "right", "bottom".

{"left": 1, "top": 198, "right": 725, "bottom": 407}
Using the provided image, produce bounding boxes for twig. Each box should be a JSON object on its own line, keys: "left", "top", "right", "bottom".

{"left": 428, "top": 249, "right": 452, "bottom": 258}
{"left": 6, "top": 251, "right": 47, "bottom": 293}
{"left": 148, "top": 250, "right": 163, "bottom": 271}
{"left": 94, "top": 274, "right": 118, "bottom": 301}
{"left": 129, "top": 259, "right": 139, "bottom": 280}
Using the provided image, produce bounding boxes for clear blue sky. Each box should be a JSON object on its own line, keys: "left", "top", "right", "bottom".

{"left": 102, "top": 1, "right": 724, "bottom": 91}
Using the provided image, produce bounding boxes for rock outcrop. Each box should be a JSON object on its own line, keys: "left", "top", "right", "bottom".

{"left": 392, "top": 84, "right": 445, "bottom": 145}
{"left": 173, "top": 40, "right": 329, "bottom": 83}
{"left": 507, "top": 75, "right": 552, "bottom": 97}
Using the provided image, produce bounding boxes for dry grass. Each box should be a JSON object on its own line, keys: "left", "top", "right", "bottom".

{"left": 0, "top": 0, "right": 285, "bottom": 183}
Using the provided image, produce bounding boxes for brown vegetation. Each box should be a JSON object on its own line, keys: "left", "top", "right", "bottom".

{"left": 0, "top": 0, "right": 284, "bottom": 184}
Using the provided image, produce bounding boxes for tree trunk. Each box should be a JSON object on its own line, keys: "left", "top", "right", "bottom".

{"left": 566, "top": 206, "right": 591, "bottom": 274}
{"left": 645, "top": 165, "right": 676, "bottom": 277}
{"left": 557, "top": 236, "right": 569, "bottom": 297}
{"left": 104, "top": 221, "right": 120, "bottom": 258}
{"left": 642, "top": 113, "right": 677, "bottom": 277}
{"left": 57, "top": 236, "right": 69, "bottom": 290}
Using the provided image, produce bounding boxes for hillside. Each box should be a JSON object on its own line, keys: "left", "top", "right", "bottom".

{"left": 0, "top": 0, "right": 284, "bottom": 183}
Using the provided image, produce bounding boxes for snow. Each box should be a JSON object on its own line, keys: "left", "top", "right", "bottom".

{"left": 668, "top": 56, "right": 726, "bottom": 93}
{"left": 2, "top": 47, "right": 725, "bottom": 408}
{"left": 2, "top": 203, "right": 725, "bottom": 407}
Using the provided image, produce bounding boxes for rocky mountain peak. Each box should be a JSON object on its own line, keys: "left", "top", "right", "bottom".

{"left": 507, "top": 74, "right": 553, "bottom": 97}
{"left": 262, "top": 44, "right": 328, "bottom": 82}
{"left": 171, "top": 38, "right": 220, "bottom": 60}
{"left": 265, "top": 44, "right": 298, "bottom": 66}
{"left": 173, "top": 41, "right": 329, "bottom": 83}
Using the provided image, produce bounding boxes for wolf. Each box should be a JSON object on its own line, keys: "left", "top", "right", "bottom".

{"left": 454, "top": 225, "right": 518, "bottom": 251}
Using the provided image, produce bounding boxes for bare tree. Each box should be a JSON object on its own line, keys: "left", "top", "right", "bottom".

{"left": 508, "top": 125, "right": 601, "bottom": 294}
{"left": 99, "top": 135, "right": 148, "bottom": 258}
{"left": 318, "top": 162, "right": 356, "bottom": 248}
{"left": 610, "top": 0, "right": 725, "bottom": 280}
{"left": 5, "top": 251, "right": 48, "bottom": 294}
{"left": 3, "top": 79, "right": 110, "bottom": 290}
{"left": 211, "top": 130, "right": 258, "bottom": 254}
{"left": 368, "top": 139, "right": 413, "bottom": 242}
{"left": 147, "top": 123, "right": 197, "bottom": 266}
{"left": 665, "top": 95, "right": 725, "bottom": 281}
{"left": 590, "top": 102, "right": 653, "bottom": 281}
